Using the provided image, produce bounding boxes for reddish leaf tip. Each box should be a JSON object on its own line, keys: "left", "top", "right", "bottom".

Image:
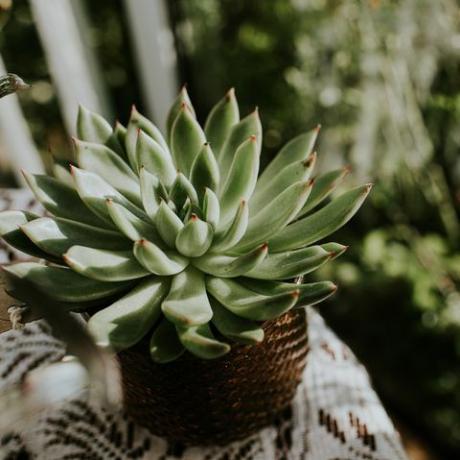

{"left": 225, "top": 87, "right": 235, "bottom": 100}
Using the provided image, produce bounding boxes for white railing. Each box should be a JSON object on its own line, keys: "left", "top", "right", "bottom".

{"left": 0, "top": 0, "right": 179, "bottom": 179}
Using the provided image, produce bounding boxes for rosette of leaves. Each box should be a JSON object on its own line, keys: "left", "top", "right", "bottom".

{"left": 0, "top": 88, "right": 370, "bottom": 362}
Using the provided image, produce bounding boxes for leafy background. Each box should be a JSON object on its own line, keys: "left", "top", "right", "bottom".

{"left": 1, "top": 0, "right": 460, "bottom": 457}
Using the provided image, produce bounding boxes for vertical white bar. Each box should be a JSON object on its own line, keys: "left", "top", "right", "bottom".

{"left": 0, "top": 57, "right": 44, "bottom": 183}
{"left": 123, "top": 0, "right": 179, "bottom": 130}
{"left": 30, "top": 0, "right": 110, "bottom": 134}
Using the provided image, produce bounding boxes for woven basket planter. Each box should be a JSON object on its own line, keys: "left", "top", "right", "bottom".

{"left": 118, "top": 308, "right": 308, "bottom": 446}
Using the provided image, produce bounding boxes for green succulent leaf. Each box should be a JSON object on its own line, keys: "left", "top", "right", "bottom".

{"left": 162, "top": 266, "right": 213, "bottom": 326}
{"left": 23, "top": 171, "right": 105, "bottom": 228}
{"left": 53, "top": 163, "right": 74, "bottom": 188}
{"left": 206, "top": 277, "right": 299, "bottom": 321}
{"left": 269, "top": 184, "right": 372, "bottom": 252}
{"left": 166, "top": 86, "right": 196, "bottom": 143}
{"left": 136, "top": 129, "right": 176, "bottom": 187}
{"left": 89, "top": 277, "right": 169, "bottom": 350}
{"left": 175, "top": 215, "right": 213, "bottom": 258}
{"left": 218, "top": 136, "right": 259, "bottom": 228}
{"left": 233, "top": 180, "right": 313, "bottom": 253}
{"left": 154, "top": 201, "right": 184, "bottom": 248}
{"left": 64, "top": 246, "right": 149, "bottom": 282}
{"left": 297, "top": 166, "right": 350, "bottom": 217}
{"left": 75, "top": 139, "right": 141, "bottom": 206}
{"left": 71, "top": 166, "right": 144, "bottom": 227}
{"left": 177, "top": 323, "right": 230, "bottom": 360}
{"left": 139, "top": 167, "right": 163, "bottom": 221}
{"left": 114, "top": 121, "right": 127, "bottom": 147}
{"left": 190, "top": 143, "right": 220, "bottom": 200}
{"left": 217, "top": 109, "right": 262, "bottom": 185}
{"left": 150, "top": 318, "right": 185, "bottom": 363}
{"left": 245, "top": 245, "right": 331, "bottom": 280}
{"left": 210, "top": 297, "right": 264, "bottom": 344}
{"left": 239, "top": 278, "right": 337, "bottom": 305}
{"left": 106, "top": 199, "right": 158, "bottom": 242}
{"left": 133, "top": 239, "right": 188, "bottom": 276}
{"left": 257, "top": 127, "right": 319, "bottom": 191}
{"left": 211, "top": 200, "right": 248, "bottom": 252}
{"left": 171, "top": 104, "right": 206, "bottom": 176}
{"left": 21, "top": 217, "right": 129, "bottom": 257}
{"left": 0, "top": 211, "right": 55, "bottom": 260}
{"left": 77, "top": 105, "right": 113, "bottom": 145}
{"left": 250, "top": 153, "right": 316, "bottom": 216}
{"left": 126, "top": 106, "right": 169, "bottom": 170}
{"left": 194, "top": 243, "right": 268, "bottom": 277}
{"left": 320, "top": 242, "right": 348, "bottom": 260}
{"left": 3, "top": 262, "right": 132, "bottom": 303}
{"left": 204, "top": 88, "right": 239, "bottom": 156}
{"left": 202, "top": 188, "right": 220, "bottom": 229}
{"left": 169, "top": 173, "right": 199, "bottom": 210}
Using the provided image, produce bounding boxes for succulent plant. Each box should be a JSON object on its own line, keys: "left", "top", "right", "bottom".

{"left": 0, "top": 88, "right": 371, "bottom": 362}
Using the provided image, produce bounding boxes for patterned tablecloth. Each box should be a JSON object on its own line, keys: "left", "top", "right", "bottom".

{"left": 0, "top": 189, "right": 408, "bottom": 460}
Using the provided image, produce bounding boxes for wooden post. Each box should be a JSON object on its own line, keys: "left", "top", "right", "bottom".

{"left": 123, "top": 0, "right": 179, "bottom": 130}
{"left": 30, "top": 0, "right": 110, "bottom": 134}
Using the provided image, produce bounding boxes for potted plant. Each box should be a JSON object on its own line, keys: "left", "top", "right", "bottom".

{"left": 0, "top": 88, "right": 370, "bottom": 445}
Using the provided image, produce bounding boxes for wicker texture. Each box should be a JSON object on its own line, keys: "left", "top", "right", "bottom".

{"left": 118, "top": 308, "right": 308, "bottom": 445}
